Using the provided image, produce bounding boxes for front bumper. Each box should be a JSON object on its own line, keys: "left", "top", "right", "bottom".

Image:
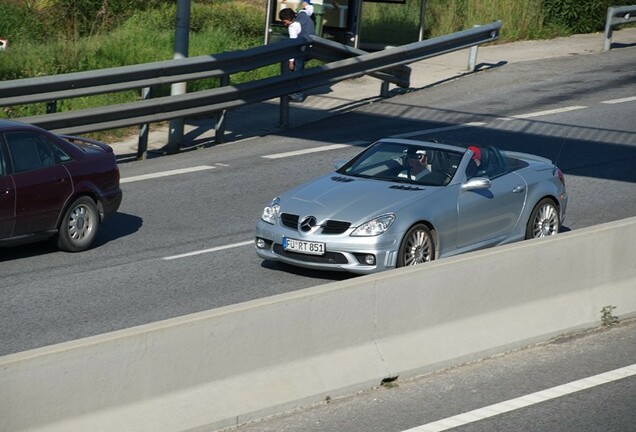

{"left": 255, "top": 219, "right": 401, "bottom": 274}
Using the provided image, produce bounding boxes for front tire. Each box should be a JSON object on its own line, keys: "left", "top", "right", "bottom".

{"left": 397, "top": 223, "right": 435, "bottom": 267}
{"left": 58, "top": 196, "right": 100, "bottom": 252}
{"left": 525, "top": 198, "right": 560, "bottom": 239}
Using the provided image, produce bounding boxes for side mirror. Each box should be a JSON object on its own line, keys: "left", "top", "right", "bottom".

{"left": 461, "top": 177, "right": 492, "bottom": 191}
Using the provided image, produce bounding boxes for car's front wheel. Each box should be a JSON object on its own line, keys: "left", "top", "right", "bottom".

{"left": 397, "top": 223, "right": 435, "bottom": 267}
{"left": 525, "top": 198, "right": 560, "bottom": 239}
{"left": 58, "top": 196, "right": 100, "bottom": 252}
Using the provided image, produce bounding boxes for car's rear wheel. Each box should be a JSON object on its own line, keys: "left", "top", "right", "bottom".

{"left": 57, "top": 196, "right": 100, "bottom": 252}
{"left": 525, "top": 198, "right": 560, "bottom": 239}
{"left": 397, "top": 223, "right": 435, "bottom": 267}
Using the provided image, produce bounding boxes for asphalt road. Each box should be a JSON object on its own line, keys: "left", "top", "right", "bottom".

{"left": 1, "top": 48, "right": 635, "bottom": 356}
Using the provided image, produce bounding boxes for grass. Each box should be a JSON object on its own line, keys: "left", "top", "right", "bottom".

{"left": 358, "top": 0, "right": 572, "bottom": 46}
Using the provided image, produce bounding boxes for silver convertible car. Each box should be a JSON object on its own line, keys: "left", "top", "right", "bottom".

{"left": 255, "top": 138, "right": 568, "bottom": 274}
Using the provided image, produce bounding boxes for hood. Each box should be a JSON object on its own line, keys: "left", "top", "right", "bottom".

{"left": 279, "top": 174, "right": 441, "bottom": 225}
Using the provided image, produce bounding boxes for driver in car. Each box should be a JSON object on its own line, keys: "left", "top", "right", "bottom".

{"left": 407, "top": 150, "right": 431, "bottom": 180}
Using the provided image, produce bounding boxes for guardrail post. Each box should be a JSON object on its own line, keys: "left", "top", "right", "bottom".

{"left": 46, "top": 101, "right": 57, "bottom": 114}
{"left": 215, "top": 76, "right": 229, "bottom": 144}
{"left": 467, "top": 25, "right": 480, "bottom": 71}
{"left": 279, "top": 61, "right": 290, "bottom": 128}
{"left": 165, "top": 0, "right": 191, "bottom": 154}
{"left": 468, "top": 44, "right": 479, "bottom": 71}
{"left": 603, "top": 5, "right": 636, "bottom": 51}
{"left": 280, "top": 95, "right": 290, "bottom": 129}
{"left": 380, "top": 81, "right": 390, "bottom": 98}
{"left": 604, "top": 7, "right": 616, "bottom": 51}
{"left": 137, "top": 86, "right": 153, "bottom": 160}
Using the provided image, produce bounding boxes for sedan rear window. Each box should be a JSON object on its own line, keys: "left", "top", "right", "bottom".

{"left": 6, "top": 132, "right": 71, "bottom": 173}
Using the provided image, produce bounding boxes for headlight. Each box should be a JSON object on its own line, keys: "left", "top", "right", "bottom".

{"left": 261, "top": 197, "right": 280, "bottom": 224}
{"left": 351, "top": 214, "right": 396, "bottom": 236}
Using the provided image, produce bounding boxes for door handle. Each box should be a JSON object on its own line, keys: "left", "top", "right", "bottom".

{"left": 512, "top": 185, "right": 525, "bottom": 193}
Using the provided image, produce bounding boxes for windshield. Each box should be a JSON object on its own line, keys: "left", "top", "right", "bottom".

{"left": 337, "top": 141, "right": 463, "bottom": 186}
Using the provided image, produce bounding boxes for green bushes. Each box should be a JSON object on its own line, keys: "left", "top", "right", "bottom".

{"left": 0, "top": 2, "right": 49, "bottom": 44}
{"left": 542, "top": 0, "right": 633, "bottom": 34}
{"left": 359, "top": 0, "right": 634, "bottom": 46}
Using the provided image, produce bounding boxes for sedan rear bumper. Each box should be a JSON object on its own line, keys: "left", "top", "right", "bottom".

{"left": 101, "top": 187, "right": 123, "bottom": 218}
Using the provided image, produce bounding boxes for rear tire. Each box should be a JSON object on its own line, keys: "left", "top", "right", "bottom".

{"left": 397, "top": 223, "right": 435, "bottom": 267}
{"left": 57, "top": 196, "right": 100, "bottom": 252}
{"left": 525, "top": 198, "right": 560, "bottom": 239}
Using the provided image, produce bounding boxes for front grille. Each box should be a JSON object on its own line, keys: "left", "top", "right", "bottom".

{"left": 273, "top": 244, "right": 349, "bottom": 264}
{"left": 280, "top": 213, "right": 351, "bottom": 235}
{"left": 322, "top": 220, "right": 351, "bottom": 234}
{"left": 281, "top": 213, "right": 299, "bottom": 229}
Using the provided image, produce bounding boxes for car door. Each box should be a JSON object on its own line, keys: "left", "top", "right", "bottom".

{"left": 456, "top": 171, "right": 527, "bottom": 248}
{"left": 5, "top": 131, "right": 73, "bottom": 236}
{"left": 0, "top": 142, "right": 16, "bottom": 239}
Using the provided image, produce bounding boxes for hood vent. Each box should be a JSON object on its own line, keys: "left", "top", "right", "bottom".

{"left": 331, "top": 176, "right": 354, "bottom": 183}
{"left": 390, "top": 185, "right": 424, "bottom": 191}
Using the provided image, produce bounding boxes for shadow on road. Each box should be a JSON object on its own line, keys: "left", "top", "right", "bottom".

{"left": 0, "top": 212, "right": 143, "bottom": 262}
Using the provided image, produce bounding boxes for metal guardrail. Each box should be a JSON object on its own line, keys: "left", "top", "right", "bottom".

{"left": 0, "top": 39, "right": 408, "bottom": 106}
{"left": 604, "top": 5, "right": 636, "bottom": 50}
{"left": 0, "top": 21, "right": 501, "bottom": 157}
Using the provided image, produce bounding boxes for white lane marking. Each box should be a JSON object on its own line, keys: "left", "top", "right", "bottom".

{"left": 403, "top": 363, "right": 636, "bottom": 432}
{"left": 390, "top": 122, "right": 486, "bottom": 138}
{"left": 163, "top": 240, "right": 253, "bottom": 260}
{"left": 602, "top": 96, "right": 636, "bottom": 104}
{"left": 498, "top": 106, "right": 587, "bottom": 120}
{"left": 121, "top": 165, "right": 215, "bottom": 184}
{"left": 262, "top": 144, "right": 352, "bottom": 159}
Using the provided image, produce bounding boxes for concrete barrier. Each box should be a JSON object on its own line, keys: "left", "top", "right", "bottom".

{"left": 2, "top": 217, "right": 635, "bottom": 432}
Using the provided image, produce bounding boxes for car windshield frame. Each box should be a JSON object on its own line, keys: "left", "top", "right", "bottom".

{"left": 336, "top": 141, "right": 464, "bottom": 187}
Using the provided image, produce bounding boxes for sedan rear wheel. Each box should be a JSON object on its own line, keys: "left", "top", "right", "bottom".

{"left": 525, "top": 198, "right": 560, "bottom": 239}
{"left": 397, "top": 223, "right": 435, "bottom": 267}
{"left": 57, "top": 196, "right": 100, "bottom": 252}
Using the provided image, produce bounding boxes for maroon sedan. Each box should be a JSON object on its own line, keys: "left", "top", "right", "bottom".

{"left": 0, "top": 120, "right": 122, "bottom": 252}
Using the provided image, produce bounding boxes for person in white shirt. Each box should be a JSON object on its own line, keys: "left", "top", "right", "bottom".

{"left": 279, "top": 7, "right": 315, "bottom": 101}
{"left": 299, "top": 0, "right": 314, "bottom": 18}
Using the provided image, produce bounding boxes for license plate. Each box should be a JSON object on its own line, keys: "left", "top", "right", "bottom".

{"left": 283, "top": 237, "right": 325, "bottom": 256}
